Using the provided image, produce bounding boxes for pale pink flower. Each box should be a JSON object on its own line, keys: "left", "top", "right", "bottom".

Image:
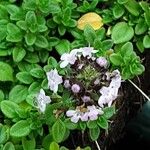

{"left": 96, "top": 57, "right": 108, "bottom": 68}
{"left": 36, "top": 89, "right": 51, "bottom": 113}
{"left": 71, "top": 84, "right": 80, "bottom": 93}
{"left": 46, "top": 69, "right": 63, "bottom": 93}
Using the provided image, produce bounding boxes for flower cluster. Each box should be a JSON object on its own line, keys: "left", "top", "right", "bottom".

{"left": 36, "top": 47, "right": 121, "bottom": 123}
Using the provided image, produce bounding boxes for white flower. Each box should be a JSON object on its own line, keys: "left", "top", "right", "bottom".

{"left": 46, "top": 69, "right": 63, "bottom": 93}
{"left": 60, "top": 49, "right": 79, "bottom": 68}
{"left": 80, "top": 47, "right": 98, "bottom": 58}
{"left": 66, "top": 105, "right": 103, "bottom": 123}
{"left": 66, "top": 109, "right": 81, "bottom": 123}
{"left": 87, "top": 105, "right": 104, "bottom": 121}
{"left": 36, "top": 89, "right": 51, "bottom": 113}
{"left": 96, "top": 57, "right": 108, "bottom": 68}
{"left": 98, "top": 70, "right": 121, "bottom": 107}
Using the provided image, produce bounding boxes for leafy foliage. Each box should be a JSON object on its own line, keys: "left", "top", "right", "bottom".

{"left": 0, "top": 0, "right": 147, "bottom": 149}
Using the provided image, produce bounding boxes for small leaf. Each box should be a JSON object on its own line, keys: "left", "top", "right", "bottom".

{"left": 111, "top": 22, "right": 134, "bottom": 44}
{"left": 3, "top": 142, "right": 15, "bottom": 150}
{"left": 113, "top": 4, "right": 125, "bottom": 19}
{"left": 30, "top": 68, "right": 45, "bottom": 78}
{"left": 0, "top": 100, "right": 19, "bottom": 118}
{"left": 117, "top": 0, "right": 128, "bottom": 4}
{"left": 55, "top": 40, "right": 70, "bottom": 55}
{"left": 103, "top": 106, "right": 115, "bottom": 119}
{"left": 10, "top": 120, "right": 31, "bottom": 137}
{"left": 0, "top": 62, "right": 13, "bottom": 81}
{"left": 22, "top": 137, "right": 36, "bottom": 150}
{"left": 52, "top": 119, "right": 66, "bottom": 143}
{"left": 9, "top": 85, "right": 28, "bottom": 103}
{"left": 0, "top": 125, "right": 9, "bottom": 144}
{"left": 87, "top": 120, "right": 97, "bottom": 129}
{"left": 124, "top": 0, "right": 140, "bottom": 16}
{"left": 89, "top": 126, "right": 100, "bottom": 141}
{"left": 49, "top": 141, "right": 59, "bottom": 150}
{"left": 0, "top": 90, "right": 4, "bottom": 101}
{"left": 144, "top": 11, "right": 150, "bottom": 27}
{"left": 64, "top": 119, "right": 78, "bottom": 130}
{"left": 25, "top": 33, "right": 36, "bottom": 46}
{"left": 16, "top": 20, "right": 27, "bottom": 30}
{"left": 135, "top": 18, "right": 148, "bottom": 35}
{"left": 77, "top": 12, "right": 103, "bottom": 30}
{"left": 143, "top": 35, "right": 150, "bottom": 48}
{"left": 28, "top": 82, "right": 41, "bottom": 94}
{"left": 16, "top": 72, "right": 34, "bottom": 84}
{"left": 97, "top": 116, "right": 108, "bottom": 129}
{"left": 84, "top": 25, "right": 97, "bottom": 45}
{"left": 13, "top": 47, "right": 26, "bottom": 62}
{"left": 6, "top": 23, "right": 23, "bottom": 42}
{"left": 110, "top": 53, "right": 123, "bottom": 66}
{"left": 35, "top": 35, "right": 48, "bottom": 48}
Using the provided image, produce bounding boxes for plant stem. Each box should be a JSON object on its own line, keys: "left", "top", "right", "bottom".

{"left": 128, "top": 79, "right": 150, "bottom": 101}
{"left": 95, "top": 141, "right": 101, "bottom": 150}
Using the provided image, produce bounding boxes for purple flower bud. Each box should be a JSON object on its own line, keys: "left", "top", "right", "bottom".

{"left": 71, "top": 84, "right": 80, "bottom": 93}
{"left": 82, "top": 96, "right": 91, "bottom": 103}
{"left": 96, "top": 57, "right": 108, "bottom": 68}
{"left": 64, "top": 80, "right": 70, "bottom": 88}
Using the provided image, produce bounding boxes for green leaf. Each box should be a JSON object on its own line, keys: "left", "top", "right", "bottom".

{"left": 97, "top": 116, "right": 108, "bottom": 129}
{"left": 0, "top": 5, "right": 8, "bottom": 19}
{"left": 84, "top": 25, "right": 96, "bottom": 45}
{"left": 0, "top": 125, "right": 9, "bottom": 144}
{"left": 55, "top": 40, "right": 70, "bottom": 55}
{"left": 39, "top": 51, "right": 49, "bottom": 63}
{"left": 24, "top": 52, "right": 40, "bottom": 63}
{"left": 30, "top": 68, "right": 45, "bottom": 78}
{"left": 89, "top": 126, "right": 100, "bottom": 141}
{"left": 22, "top": 137, "right": 36, "bottom": 150}
{"left": 103, "top": 106, "right": 115, "bottom": 119}
{"left": 113, "top": 4, "right": 125, "bottom": 19}
{"left": 0, "top": 100, "right": 19, "bottom": 118}
{"left": 0, "top": 90, "right": 4, "bottom": 101}
{"left": 143, "top": 35, "right": 150, "bottom": 48}
{"left": 79, "top": 121, "right": 86, "bottom": 130}
{"left": 16, "top": 72, "right": 34, "bottom": 84}
{"left": 0, "top": 24, "right": 7, "bottom": 41}
{"left": 101, "top": 39, "right": 113, "bottom": 51}
{"left": 58, "top": 25, "right": 66, "bottom": 36}
{"left": 6, "top": 23, "right": 23, "bottom": 42}
{"left": 28, "top": 82, "right": 41, "bottom": 94}
{"left": 117, "top": 0, "right": 128, "bottom": 4}
{"left": 111, "top": 22, "right": 134, "bottom": 44}
{"left": 135, "top": 18, "right": 148, "bottom": 35}
{"left": 52, "top": 119, "right": 66, "bottom": 143}
{"left": 25, "top": 33, "right": 36, "bottom": 46}
{"left": 35, "top": 35, "right": 48, "bottom": 48}
{"left": 110, "top": 53, "right": 123, "bottom": 66}
{"left": 9, "top": 85, "right": 28, "bottom": 104}
{"left": 139, "top": 1, "right": 149, "bottom": 12}
{"left": 13, "top": 47, "right": 26, "bottom": 62}
{"left": 25, "top": 11, "right": 37, "bottom": 33}
{"left": 3, "top": 142, "right": 15, "bottom": 150}
{"left": 124, "top": 0, "right": 140, "bottom": 16}
{"left": 49, "top": 142, "right": 59, "bottom": 150}
{"left": 48, "top": 57, "right": 58, "bottom": 68}
{"left": 0, "top": 62, "right": 13, "bottom": 81}
{"left": 120, "top": 42, "right": 133, "bottom": 57}
{"left": 64, "top": 119, "right": 78, "bottom": 130}
{"left": 16, "top": 20, "right": 27, "bottom": 30}
{"left": 144, "top": 11, "right": 150, "bottom": 27}
{"left": 10, "top": 120, "right": 31, "bottom": 137}
{"left": 136, "top": 38, "right": 144, "bottom": 53}
{"left": 87, "top": 120, "right": 97, "bottom": 129}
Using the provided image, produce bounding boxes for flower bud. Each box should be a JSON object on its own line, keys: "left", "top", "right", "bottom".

{"left": 64, "top": 80, "right": 71, "bottom": 88}
{"left": 71, "top": 84, "right": 80, "bottom": 93}
{"left": 96, "top": 57, "right": 108, "bottom": 68}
